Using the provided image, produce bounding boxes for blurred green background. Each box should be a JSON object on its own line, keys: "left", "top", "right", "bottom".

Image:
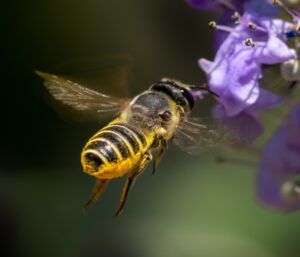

{"left": 2, "top": 1, "right": 300, "bottom": 257}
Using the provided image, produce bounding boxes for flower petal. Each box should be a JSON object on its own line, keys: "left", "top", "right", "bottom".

{"left": 213, "top": 104, "right": 264, "bottom": 144}
{"left": 248, "top": 89, "right": 282, "bottom": 112}
{"left": 244, "top": 0, "right": 280, "bottom": 17}
{"left": 198, "top": 58, "right": 213, "bottom": 73}
{"left": 185, "top": 0, "right": 221, "bottom": 10}
{"left": 185, "top": 0, "right": 244, "bottom": 11}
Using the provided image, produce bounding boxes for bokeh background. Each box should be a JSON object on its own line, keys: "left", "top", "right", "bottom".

{"left": 2, "top": 1, "right": 300, "bottom": 257}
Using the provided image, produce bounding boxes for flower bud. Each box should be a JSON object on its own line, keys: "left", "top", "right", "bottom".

{"left": 281, "top": 175, "right": 300, "bottom": 201}
{"left": 280, "top": 59, "right": 300, "bottom": 81}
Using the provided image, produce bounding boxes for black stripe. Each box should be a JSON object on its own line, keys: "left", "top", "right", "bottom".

{"left": 108, "top": 125, "right": 140, "bottom": 153}
{"left": 115, "top": 123, "right": 147, "bottom": 147}
{"left": 86, "top": 140, "right": 118, "bottom": 162}
{"left": 99, "top": 131, "right": 131, "bottom": 159}
{"left": 84, "top": 152, "right": 104, "bottom": 172}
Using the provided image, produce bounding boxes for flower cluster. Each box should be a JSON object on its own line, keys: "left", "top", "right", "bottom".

{"left": 188, "top": 0, "right": 300, "bottom": 211}
{"left": 201, "top": 12, "right": 296, "bottom": 142}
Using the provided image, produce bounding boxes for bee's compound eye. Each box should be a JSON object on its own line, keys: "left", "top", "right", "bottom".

{"left": 159, "top": 110, "right": 172, "bottom": 121}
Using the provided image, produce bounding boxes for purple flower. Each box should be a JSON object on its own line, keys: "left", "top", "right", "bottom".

{"left": 185, "top": 0, "right": 245, "bottom": 12}
{"left": 213, "top": 89, "right": 281, "bottom": 144}
{"left": 199, "top": 13, "right": 297, "bottom": 117}
{"left": 257, "top": 105, "right": 300, "bottom": 211}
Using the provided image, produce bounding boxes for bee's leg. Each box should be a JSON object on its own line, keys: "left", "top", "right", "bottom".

{"left": 152, "top": 137, "right": 167, "bottom": 176}
{"left": 84, "top": 179, "right": 109, "bottom": 210}
{"left": 115, "top": 152, "right": 152, "bottom": 216}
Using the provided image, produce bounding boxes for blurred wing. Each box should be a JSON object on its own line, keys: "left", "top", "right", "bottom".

{"left": 173, "top": 117, "right": 231, "bottom": 154}
{"left": 50, "top": 54, "right": 133, "bottom": 98}
{"left": 36, "top": 71, "right": 130, "bottom": 118}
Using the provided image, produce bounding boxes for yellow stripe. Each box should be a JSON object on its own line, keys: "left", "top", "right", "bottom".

{"left": 83, "top": 149, "right": 108, "bottom": 164}
{"left": 88, "top": 137, "right": 123, "bottom": 160}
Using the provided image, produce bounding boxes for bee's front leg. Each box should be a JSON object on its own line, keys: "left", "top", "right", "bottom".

{"left": 151, "top": 136, "right": 168, "bottom": 176}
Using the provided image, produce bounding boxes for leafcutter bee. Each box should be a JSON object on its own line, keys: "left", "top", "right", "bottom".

{"left": 36, "top": 70, "right": 223, "bottom": 216}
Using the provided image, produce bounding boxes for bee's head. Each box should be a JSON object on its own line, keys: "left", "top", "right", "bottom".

{"left": 150, "top": 78, "right": 213, "bottom": 112}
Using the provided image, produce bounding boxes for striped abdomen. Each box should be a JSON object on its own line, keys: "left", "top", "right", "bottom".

{"left": 81, "top": 121, "right": 152, "bottom": 179}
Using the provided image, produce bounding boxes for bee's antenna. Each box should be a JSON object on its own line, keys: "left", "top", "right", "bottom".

{"left": 190, "top": 84, "right": 219, "bottom": 98}
{"left": 200, "top": 86, "right": 219, "bottom": 98}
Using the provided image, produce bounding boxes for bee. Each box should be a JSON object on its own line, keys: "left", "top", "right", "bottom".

{"left": 36, "top": 71, "right": 222, "bottom": 216}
